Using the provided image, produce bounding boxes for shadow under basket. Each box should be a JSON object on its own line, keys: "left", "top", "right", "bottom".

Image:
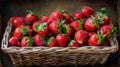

{"left": 1, "top": 22, "right": 119, "bottom": 66}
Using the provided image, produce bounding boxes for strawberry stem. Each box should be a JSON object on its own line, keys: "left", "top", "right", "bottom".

{"left": 27, "top": 37, "right": 33, "bottom": 46}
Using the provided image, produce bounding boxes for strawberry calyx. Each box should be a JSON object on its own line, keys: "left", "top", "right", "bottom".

{"left": 68, "top": 40, "right": 75, "bottom": 46}
{"left": 26, "top": 10, "right": 41, "bottom": 18}
{"left": 26, "top": 37, "right": 33, "bottom": 46}
{"left": 96, "top": 32, "right": 106, "bottom": 45}
{"left": 108, "top": 25, "right": 118, "bottom": 38}
{"left": 21, "top": 27, "right": 28, "bottom": 36}
{"left": 47, "top": 37, "right": 54, "bottom": 45}
{"left": 76, "top": 18, "right": 85, "bottom": 29}
{"left": 41, "top": 36, "right": 47, "bottom": 45}
{"left": 59, "top": 9, "right": 68, "bottom": 14}
{"left": 35, "top": 23, "right": 47, "bottom": 32}
{"left": 59, "top": 21, "right": 69, "bottom": 34}
{"left": 91, "top": 15, "right": 100, "bottom": 29}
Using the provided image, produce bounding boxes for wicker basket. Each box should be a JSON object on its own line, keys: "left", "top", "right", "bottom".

{"left": 1, "top": 22, "right": 119, "bottom": 66}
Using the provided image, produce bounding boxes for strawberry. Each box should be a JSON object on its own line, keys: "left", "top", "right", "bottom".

{"left": 63, "top": 13, "right": 71, "bottom": 23}
{"left": 21, "top": 37, "right": 33, "bottom": 47}
{"left": 84, "top": 15, "right": 100, "bottom": 32}
{"left": 32, "top": 21, "right": 41, "bottom": 33}
{"left": 25, "top": 10, "right": 39, "bottom": 24}
{"left": 82, "top": 6, "right": 94, "bottom": 18}
{"left": 10, "top": 17, "right": 25, "bottom": 28}
{"left": 73, "top": 12, "right": 84, "bottom": 20}
{"left": 38, "top": 23, "right": 49, "bottom": 37}
{"left": 47, "top": 10, "right": 62, "bottom": 25}
{"left": 100, "top": 25, "right": 117, "bottom": 38}
{"left": 47, "top": 37, "right": 59, "bottom": 47}
{"left": 13, "top": 26, "right": 32, "bottom": 38}
{"left": 74, "top": 30, "right": 89, "bottom": 44}
{"left": 56, "top": 34, "right": 69, "bottom": 47}
{"left": 49, "top": 21, "right": 60, "bottom": 34}
{"left": 34, "top": 34, "right": 46, "bottom": 46}
{"left": 68, "top": 40, "right": 79, "bottom": 47}
{"left": 49, "top": 21, "right": 73, "bottom": 36}
{"left": 88, "top": 33, "right": 105, "bottom": 46}
{"left": 41, "top": 16, "right": 49, "bottom": 22}
{"left": 70, "top": 19, "right": 84, "bottom": 31}
{"left": 9, "top": 36, "right": 19, "bottom": 46}
{"left": 95, "top": 13, "right": 110, "bottom": 26}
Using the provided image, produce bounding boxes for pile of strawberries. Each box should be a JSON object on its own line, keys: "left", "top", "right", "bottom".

{"left": 9, "top": 6, "right": 117, "bottom": 47}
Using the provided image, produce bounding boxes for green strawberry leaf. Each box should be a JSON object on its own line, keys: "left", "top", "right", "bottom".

{"left": 41, "top": 36, "right": 47, "bottom": 45}
{"left": 36, "top": 23, "right": 46, "bottom": 31}
{"left": 96, "top": 33, "right": 105, "bottom": 44}
{"left": 47, "top": 37, "right": 54, "bottom": 45}
{"left": 27, "top": 37, "right": 33, "bottom": 46}
{"left": 21, "top": 27, "right": 28, "bottom": 36}
{"left": 91, "top": 15, "right": 100, "bottom": 29}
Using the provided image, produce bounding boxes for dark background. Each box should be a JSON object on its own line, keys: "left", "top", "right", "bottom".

{"left": 0, "top": 0, "right": 120, "bottom": 67}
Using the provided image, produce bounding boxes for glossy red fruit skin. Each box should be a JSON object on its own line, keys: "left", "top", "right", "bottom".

{"left": 10, "top": 17, "right": 25, "bottom": 28}
{"left": 25, "top": 13, "right": 38, "bottom": 24}
{"left": 13, "top": 26, "right": 32, "bottom": 38}
{"left": 82, "top": 6, "right": 94, "bottom": 18}
{"left": 9, "top": 36, "right": 18, "bottom": 46}
{"left": 47, "top": 11, "right": 62, "bottom": 25}
{"left": 69, "top": 40, "right": 79, "bottom": 47}
{"left": 41, "top": 16, "right": 49, "bottom": 22}
{"left": 13, "top": 27, "right": 23, "bottom": 38}
{"left": 73, "top": 12, "right": 84, "bottom": 20}
{"left": 88, "top": 32, "right": 96, "bottom": 36}
{"left": 103, "top": 17, "right": 110, "bottom": 25}
{"left": 20, "top": 37, "right": 28, "bottom": 47}
{"left": 100, "top": 25, "right": 111, "bottom": 36}
{"left": 48, "top": 37, "right": 59, "bottom": 47}
{"left": 88, "top": 34, "right": 101, "bottom": 46}
{"left": 63, "top": 13, "right": 71, "bottom": 23}
{"left": 84, "top": 18, "right": 97, "bottom": 32}
{"left": 26, "top": 25, "right": 33, "bottom": 36}
{"left": 38, "top": 26, "right": 49, "bottom": 37}
{"left": 49, "top": 21, "right": 59, "bottom": 34}
{"left": 56, "top": 34, "right": 69, "bottom": 47}
{"left": 32, "top": 22, "right": 40, "bottom": 33}
{"left": 66, "top": 24, "right": 73, "bottom": 36}
{"left": 34, "top": 34, "right": 45, "bottom": 46}
{"left": 70, "top": 20, "right": 81, "bottom": 31}
{"left": 74, "top": 30, "right": 89, "bottom": 44}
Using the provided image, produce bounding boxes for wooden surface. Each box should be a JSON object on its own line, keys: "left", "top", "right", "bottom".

{"left": 0, "top": 0, "right": 120, "bottom": 67}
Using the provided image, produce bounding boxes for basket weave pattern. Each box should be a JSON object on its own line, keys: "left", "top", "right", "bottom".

{"left": 1, "top": 22, "right": 119, "bottom": 66}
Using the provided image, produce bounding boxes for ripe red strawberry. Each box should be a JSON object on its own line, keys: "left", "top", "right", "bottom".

{"left": 9, "top": 36, "right": 19, "bottom": 46}
{"left": 74, "top": 30, "right": 89, "bottom": 44}
{"left": 49, "top": 21, "right": 73, "bottom": 36}
{"left": 82, "top": 6, "right": 94, "bottom": 18}
{"left": 70, "top": 19, "right": 84, "bottom": 31}
{"left": 34, "top": 34, "right": 46, "bottom": 46}
{"left": 56, "top": 34, "right": 69, "bottom": 47}
{"left": 88, "top": 34, "right": 105, "bottom": 46}
{"left": 84, "top": 16, "right": 100, "bottom": 32}
{"left": 63, "top": 13, "right": 71, "bottom": 23}
{"left": 49, "top": 21, "right": 60, "bottom": 34}
{"left": 99, "top": 25, "right": 117, "bottom": 38}
{"left": 41, "top": 16, "right": 49, "bottom": 22}
{"left": 21, "top": 37, "right": 33, "bottom": 47}
{"left": 47, "top": 10, "right": 62, "bottom": 25}
{"left": 68, "top": 40, "right": 79, "bottom": 47}
{"left": 37, "top": 23, "right": 49, "bottom": 37}
{"left": 95, "top": 12, "right": 110, "bottom": 25}
{"left": 73, "top": 12, "right": 84, "bottom": 20}
{"left": 32, "top": 21, "right": 41, "bottom": 33}
{"left": 102, "top": 39, "right": 110, "bottom": 46}
{"left": 13, "top": 26, "right": 32, "bottom": 38}
{"left": 10, "top": 17, "right": 25, "bottom": 28}
{"left": 47, "top": 37, "right": 59, "bottom": 47}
